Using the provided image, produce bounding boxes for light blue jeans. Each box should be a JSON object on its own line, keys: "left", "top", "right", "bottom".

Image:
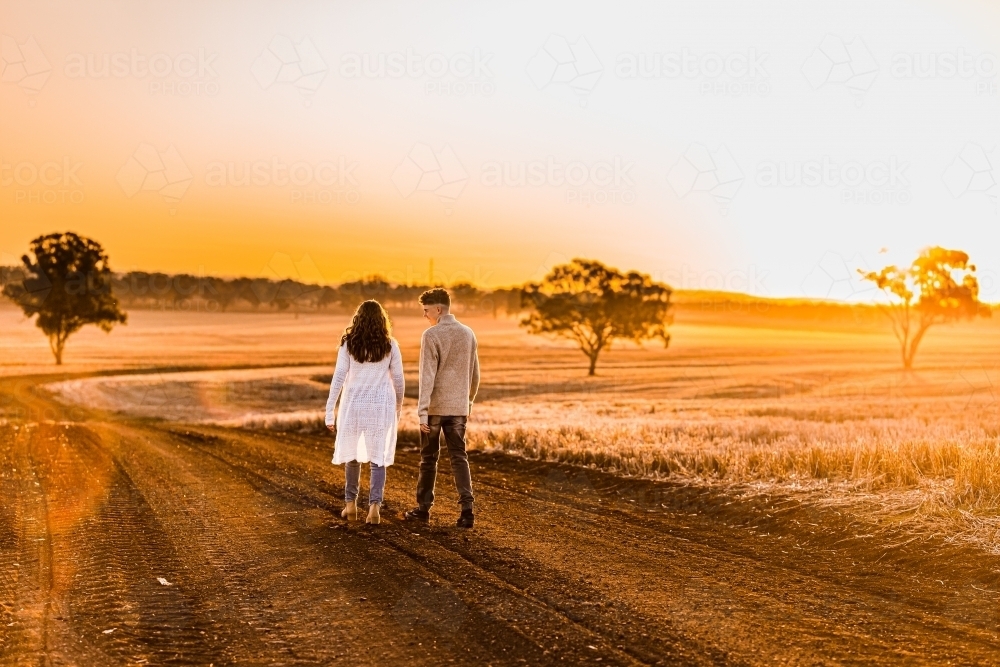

{"left": 345, "top": 461, "right": 386, "bottom": 505}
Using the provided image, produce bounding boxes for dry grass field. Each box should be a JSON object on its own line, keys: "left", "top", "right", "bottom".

{"left": 5, "top": 301, "right": 1000, "bottom": 664}
{"left": 8, "top": 301, "right": 999, "bottom": 553}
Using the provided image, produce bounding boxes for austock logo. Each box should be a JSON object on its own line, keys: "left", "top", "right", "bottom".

{"left": 204, "top": 157, "right": 361, "bottom": 205}
{"left": 526, "top": 34, "right": 602, "bottom": 103}
{"left": 116, "top": 143, "right": 193, "bottom": 204}
{"left": 252, "top": 252, "right": 324, "bottom": 306}
{"left": 339, "top": 47, "right": 495, "bottom": 97}
{"left": 801, "top": 35, "right": 878, "bottom": 105}
{"left": 756, "top": 156, "right": 911, "bottom": 205}
{"left": 0, "top": 251, "right": 52, "bottom": 303}
{"left": 251, "top": 35, "right": 327, "bottom": 97}
{"left": 615, "top": 47, "right": 770, "bottom": 97}
{"left": 657, "top": 265, "right": 769, "bottom": 296}
{"left": 1, "top": 157, "right": 84, "bottom": 204}
{"left": 680, "top": 362, "right": 740, "bottom": 400}
{"left": 137, "top": 372, "right": 173, "bottom": 414}
{"left": 800, "top": 251, "right": 874, "bottom": 300}
{"left": 479, "top": 156, "right": 636, "bottom": 205}
{"left": 801, "top": 38, "right": 994, "bottom": 101}
{"left": 391, "top": 143, "right": 468, "bottom": 213}
{"left": 528, "top": 251, "right": 571, "bottom": 283}
{"left": 891, "top": 49, "right": 997, "bottom": 95}
{"left": 951, "top": 365, "right": 999, "bottom": 415}
{"left": 64, "top": 47, "right": 220, "bottom": 96}
{"left": 942, "top": 143, "right": 998, "bottom": 211}
{"left": 1, "top": 34, "right": 52, "bottom": 94}
{"left": 667, "top": 143, "right": 743, "bottom": 214}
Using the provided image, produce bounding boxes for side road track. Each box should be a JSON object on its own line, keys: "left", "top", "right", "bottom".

{"left": 1, "top": 373, "right": 1000, "bottom": 665}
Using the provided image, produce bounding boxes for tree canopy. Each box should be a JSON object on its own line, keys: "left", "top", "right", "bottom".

{"left": 2, "top": 232, "right": 127, "bottom": 364}
{"left": 860, "top": 246, "right": 989, "bottom": 369}
{"left": 521, "top": 258, "right": 673, "bottom": 375}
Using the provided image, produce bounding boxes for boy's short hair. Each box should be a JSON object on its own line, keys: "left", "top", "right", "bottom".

{"left": 418, "top": 288, "right": 451, "bottom": 307}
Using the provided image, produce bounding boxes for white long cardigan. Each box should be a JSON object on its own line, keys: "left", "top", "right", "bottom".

{"left": 325, "top": 340, "right": 404, "bottom": 467}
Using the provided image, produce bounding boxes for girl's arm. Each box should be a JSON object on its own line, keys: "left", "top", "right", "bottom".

{"left": 325, "top": 344, "right": 350, "bottom": 426}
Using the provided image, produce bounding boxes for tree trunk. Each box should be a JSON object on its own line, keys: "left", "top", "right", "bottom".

{"left": 49, "top": 333, "right": 65, "bottom": 365}
{"left": 904, "top": 323, "right": 931, "bottom": 371}
{"left": 587, "top": 354, "right": 598, "bottom": 376}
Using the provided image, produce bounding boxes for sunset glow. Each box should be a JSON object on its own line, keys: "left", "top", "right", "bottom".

{"left": 4, "top": 4, "right": 1000, "bottom": 663}
{"left": 3, "top": 0, "right": 998, "bottom": 297}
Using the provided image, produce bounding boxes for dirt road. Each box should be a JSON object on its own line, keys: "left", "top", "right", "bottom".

{"left": 2, "top": 372, "right": 1000, "bottom": 665}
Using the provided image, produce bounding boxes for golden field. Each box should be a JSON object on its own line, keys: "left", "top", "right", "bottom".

{"left": 4, "top": 301, "right": 1000, "bottom": 551}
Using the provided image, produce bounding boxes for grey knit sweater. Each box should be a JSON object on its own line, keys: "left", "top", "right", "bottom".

{"left": 417, "top": 314, "right": 480, "bottom": 423}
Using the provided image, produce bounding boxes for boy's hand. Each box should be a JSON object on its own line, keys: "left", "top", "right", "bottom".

{"left": 419, "top": 423, "right": 431, "bottom": 433}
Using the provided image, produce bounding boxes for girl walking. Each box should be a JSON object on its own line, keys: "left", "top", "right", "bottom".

{"left": 325, "top": 300, "right": 405, "bottom": 524}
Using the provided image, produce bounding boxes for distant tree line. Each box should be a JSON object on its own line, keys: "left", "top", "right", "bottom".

{"left": 1, "top": 264, "right": 523, "bottom": 317}
{"left": 2, "top": 231, "right": 993, "bottom": 373}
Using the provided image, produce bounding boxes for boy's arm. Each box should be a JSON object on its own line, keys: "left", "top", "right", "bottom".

{"left": 417, "top": 331, "right": 437, "bottom": 425}
{"left": 469, "top": 334, "right": 480, "bottom": 413}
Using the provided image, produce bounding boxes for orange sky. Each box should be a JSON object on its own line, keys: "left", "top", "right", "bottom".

{"left": 3, "top": 0, "right": 998, "bottom": 298}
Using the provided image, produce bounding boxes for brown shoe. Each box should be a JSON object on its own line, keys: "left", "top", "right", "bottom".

{"left": 341, "top": 500, "right": 357, "bottom": 521}
{"left": 366, "top": 503, "right": 381, "bottom": 525}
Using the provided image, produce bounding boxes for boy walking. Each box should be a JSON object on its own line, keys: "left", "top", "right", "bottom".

{"left": 404, "top": 288, "right": 480, "bottom": 528}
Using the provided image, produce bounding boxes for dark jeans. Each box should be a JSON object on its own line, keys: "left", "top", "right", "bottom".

{"left": 416, "top": 415, "right": 474, "bottom": 511}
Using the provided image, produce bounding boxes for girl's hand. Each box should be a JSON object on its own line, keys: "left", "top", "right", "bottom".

{"left": 326, "top": 423, "right": 336, "bottom": 432}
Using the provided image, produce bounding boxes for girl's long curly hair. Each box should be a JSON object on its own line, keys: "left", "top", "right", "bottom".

{"left": 341, "top": 300, "right": 393, "bottom": 362}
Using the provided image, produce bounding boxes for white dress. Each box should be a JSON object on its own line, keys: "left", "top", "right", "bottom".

{"left": 325, "top": 339, "right": 404, "bottom": 467}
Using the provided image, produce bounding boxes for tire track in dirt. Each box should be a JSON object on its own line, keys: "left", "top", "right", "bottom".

{"left": 89, "top": 420, "right": 593, "bottom": 665}
{"left": 5, "top": 417, "right": 558, "bottom": 665}
{"left": 150, "top": 428, "right": 799, "bottom": 663}
{"left": 63, "top": 463, "right": 221, "bottom": 665}
{"left": 91, "top": 422, "right": 328, "bottom": 664}
{"left": 6, "top": 365, "right": 1000, "bottom": 665}
{"left": 0, "top": 422, "right": 53, "bottom": 663}
{"left": 1, "top": 422, "right": 225, "bottom": 665}
{"left": 373, "top": 456, "right": 1000, "bottom": 665}
{"left": 163, "top": 424, "right": 1000, "bottom": 666}
{"left": 152, "top": 428, "right": 662, "bottom": 664}
{"left": 139, "top": 423, "right": 655, "bottom": 665}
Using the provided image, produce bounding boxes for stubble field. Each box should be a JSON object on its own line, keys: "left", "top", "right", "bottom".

{"left": 5, "top": 302, "right": 1000, "bottom": 664}
{"left": 7, "top": 303, "right": 1000, "bottom": 552}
